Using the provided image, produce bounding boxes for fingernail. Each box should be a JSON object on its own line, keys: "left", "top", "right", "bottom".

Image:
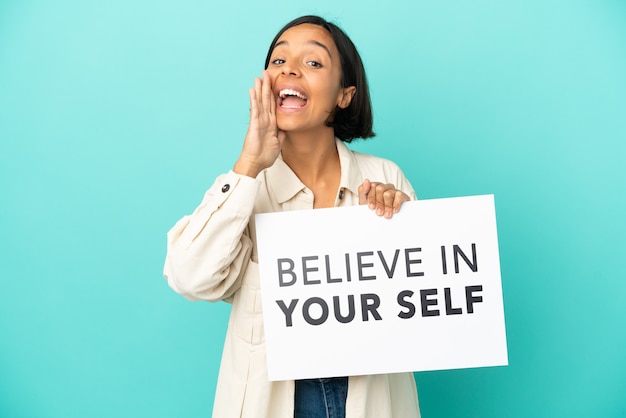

{"left": 369, "top": 203, "right": 375, "bottom": 210}
{"left": 385, "top": 210, "right": 392, "bottom": 218}
{"left": 376, "top": 208, "right": 383, "bottom": 216}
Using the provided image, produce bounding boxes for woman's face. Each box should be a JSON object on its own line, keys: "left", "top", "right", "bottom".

{"left": 267, "top": 24, "right": 355, "bottom": 134}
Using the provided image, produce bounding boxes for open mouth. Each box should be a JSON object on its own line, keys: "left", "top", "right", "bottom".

{"left": 278, "top": 88, "right": 308, "bottom": 109}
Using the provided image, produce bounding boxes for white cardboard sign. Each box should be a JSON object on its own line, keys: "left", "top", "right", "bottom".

{"left": 255, "top": 195, "right": 507, "bottom": 381}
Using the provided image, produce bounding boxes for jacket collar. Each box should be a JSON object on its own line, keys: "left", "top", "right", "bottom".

{"left": 265, "top": 138, "right": 363, "bottom": 204}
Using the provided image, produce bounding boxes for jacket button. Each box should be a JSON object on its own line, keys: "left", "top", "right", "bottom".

{"left": 221, "top": 184, "right": 230, "bottom": 193}
{"left": 338, "top": 189, "right": 344, "bottom": 199}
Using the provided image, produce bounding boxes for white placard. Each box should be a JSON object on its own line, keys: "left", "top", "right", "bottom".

{"left": 255, "top": 195, "right": 507, "bottom": 381}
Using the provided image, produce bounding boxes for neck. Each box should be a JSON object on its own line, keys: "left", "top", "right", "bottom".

{"left": 281, "top": 128, "right": 340, "bottom": 188}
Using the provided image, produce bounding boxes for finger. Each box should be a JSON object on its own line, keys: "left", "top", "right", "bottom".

{"left": 367, "top": 182, "right": 381, "bottom": 210}
{"left": 249, "top": 87, "right": 258, "bottom": 120}
{"left": 372, "top": 183, "right": 393, "bottom": 215}
{"left": 382, "top": 188, "right": 397, "bottom": 219}
{"left": 383, "top": 191, "right": 410, "bottom": 219}
{"left": 268, "top": 75, "right": 277, "bottom": 118}
{"left": 264, "top": 71, "right": 277, "bottom": 127}
{"left": 358, "top": 179, "right": 371, "bottom": 205}
{"left": 253, "top": 76, "right": 264, "bottom": 115}
{"left": 261, "top": 70, "right": 273, "bottom": 116}
{"left": 392, "top": 192, "right": 410, "bottom": 214}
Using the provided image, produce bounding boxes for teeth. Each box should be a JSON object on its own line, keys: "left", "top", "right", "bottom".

{"left": 279, "top": 89, "right": 307, "bottom": 100}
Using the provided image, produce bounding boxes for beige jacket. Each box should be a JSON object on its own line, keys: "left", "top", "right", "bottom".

{"left": 164, "top": 139, "right": 421, "bottom": 418}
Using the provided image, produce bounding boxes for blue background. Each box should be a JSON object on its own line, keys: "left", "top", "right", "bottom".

{"left": 1, "top": 0, "right": 625, "bottom": 417}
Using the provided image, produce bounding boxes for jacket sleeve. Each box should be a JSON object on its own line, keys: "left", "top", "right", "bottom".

{"left": 163, "top": 171, "right": 261, "bottom": 302}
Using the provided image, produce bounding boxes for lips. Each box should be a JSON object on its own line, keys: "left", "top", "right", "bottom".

{"left": 278, "top": 88, "right": 308, "bottom": 109}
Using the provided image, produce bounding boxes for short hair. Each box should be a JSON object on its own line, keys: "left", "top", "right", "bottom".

{"left": 264, "top": 15, "right": 375, "bottom": 142}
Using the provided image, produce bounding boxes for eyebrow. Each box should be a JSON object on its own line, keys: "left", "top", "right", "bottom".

{"left": 273, "top": 40, "right": 333, "bottom": 59}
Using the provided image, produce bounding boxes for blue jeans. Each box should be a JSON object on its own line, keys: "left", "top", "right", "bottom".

{"left": 294, "top": 377, "right": 349, "bottom": 418}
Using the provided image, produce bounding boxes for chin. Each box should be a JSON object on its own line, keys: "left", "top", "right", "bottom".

{"left": 276, "top": 118, "right": 300, "bottom": 133}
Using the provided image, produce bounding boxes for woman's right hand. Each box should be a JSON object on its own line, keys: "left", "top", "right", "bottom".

{"left": 233, "top": 70, "right": 286, "bottom": 178}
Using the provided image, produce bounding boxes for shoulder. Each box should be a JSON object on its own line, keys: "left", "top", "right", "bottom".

{"left": 346, "top": 146, "right": 407, "bottom": 178}
{"left": 338, "top": 141, "right": 417, "bottom": 199}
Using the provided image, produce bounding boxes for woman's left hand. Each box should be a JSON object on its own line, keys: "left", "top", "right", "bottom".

{"left": 358, "top": 179, "right": 411, "bottom": 219}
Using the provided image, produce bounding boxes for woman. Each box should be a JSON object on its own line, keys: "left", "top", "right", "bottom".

{"left": 164, "top": 15, "right": 421, "bottom": 418}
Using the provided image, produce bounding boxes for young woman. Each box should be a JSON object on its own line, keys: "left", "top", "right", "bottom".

{"left": 164, "top": 15, "right": 421, "bottom": 418}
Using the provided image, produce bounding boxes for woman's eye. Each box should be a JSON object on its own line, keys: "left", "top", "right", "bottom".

{"left": 271, "top": 58, "right": 285, "bottom": 65}
{"left": 307, "top": 61, "right": 322, "bottom": 68}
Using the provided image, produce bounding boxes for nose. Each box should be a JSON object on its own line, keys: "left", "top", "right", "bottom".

{"left": 281, "top": 61, "right": 300, "bottom": 77}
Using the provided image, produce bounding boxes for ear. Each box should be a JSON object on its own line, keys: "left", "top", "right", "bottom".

{"left": 337, "top": 86, "right": 356, "bottom": 109}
